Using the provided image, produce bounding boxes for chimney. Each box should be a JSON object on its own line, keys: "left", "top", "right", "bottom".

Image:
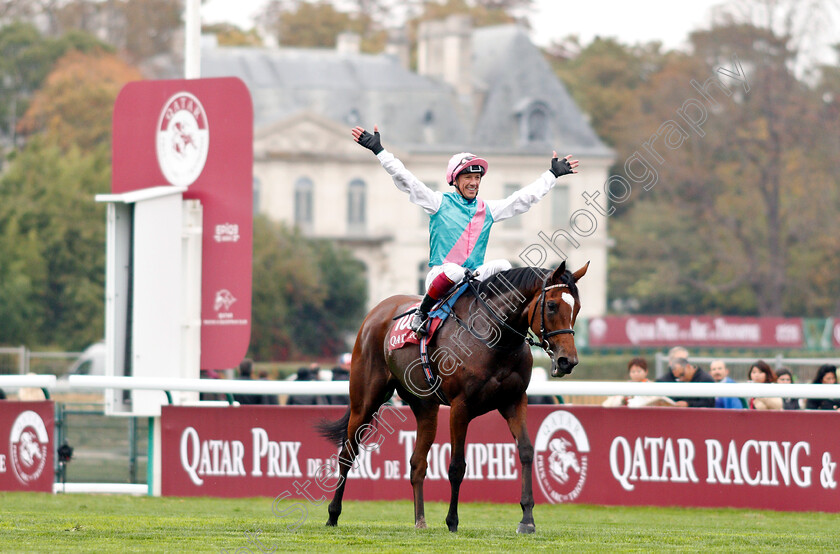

{"left": 336, "top": 32, "right": 361, "bottom": 55}
{"left": 385, "top": 28, "right": 410, "bottom": 70}
{"left": 417, "top": 15, "right": 472, "bottom": 97}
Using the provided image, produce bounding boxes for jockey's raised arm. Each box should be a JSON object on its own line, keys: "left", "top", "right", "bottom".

{"left": 352, "top": 125, "right": 580, "bottom": 336}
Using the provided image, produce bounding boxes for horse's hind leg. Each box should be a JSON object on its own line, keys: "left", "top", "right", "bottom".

{"left": 326, "top": 370, "right": 394, "bottom": 527}
{"left": 499, "top": 394, "right": 535, "bottom": 534}
{"left": 406, "top": 401, "right": 439, "bottom": 529}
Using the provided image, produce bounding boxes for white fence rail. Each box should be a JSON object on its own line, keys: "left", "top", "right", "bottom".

{"left": 1, "top": 374, "right": 837, "bottom": 401}
{"left": 65, "top": 375, "right": 840, "bottom": 400}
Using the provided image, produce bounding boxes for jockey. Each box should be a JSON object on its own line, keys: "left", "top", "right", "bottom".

{"left": 352, "top": 125, "right": 579, "bottom": 336}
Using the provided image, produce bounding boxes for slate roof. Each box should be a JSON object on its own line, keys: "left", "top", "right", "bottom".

{"left": 190, "top": 25, "right": 612, "bottom": 158}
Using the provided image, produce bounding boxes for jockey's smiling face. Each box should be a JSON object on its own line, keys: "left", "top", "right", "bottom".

{"left": 455, "top": 172, "right": 482, "bottom": 200}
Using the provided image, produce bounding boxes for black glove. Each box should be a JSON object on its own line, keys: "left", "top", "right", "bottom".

{"left": 357, "top": 129, "right": 383, "bottom": 155}
{"left": 550, "top": 156, "right": 573, "bottom": 177}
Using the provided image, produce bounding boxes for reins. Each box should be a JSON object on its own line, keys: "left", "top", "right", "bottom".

{"left": 456, "top": 274, "right": 575, "bottom": 354}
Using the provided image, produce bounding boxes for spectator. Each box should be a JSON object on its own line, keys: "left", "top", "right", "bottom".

{"left": 199, "top": 368, "right": 222, "bottom": 401}
{"left": 656, "top": 346, "right": 689, "bottom": 382}
{"left": 709, "top": 359, "right": 744, "bottom": 409}
{"left": 775, "top": 368, "right": 800, "bottom": 410}
{"left": 603, "top": 357, "right": 669, "bottom": 407}
{"left": 287, "top": 363, "right": 329, "bottom": 405}
{"left": 668, "top": 357, "right": 715, "bottom": 408}
{"left": 18, "top": 373, "right": 45, "bottom": 401}
{"left": 257, "top": 370, "right": 279, "bottom": 405}
{"left": 0, "top": 388, "right": 5, "bottom": 400}
{"left": 232, "top": 358, "right": 266, "bottom": 405}
{"left": 805, "top": 364, "right": 840, "bottom": 411}
{"left": 327, "top": 353, "right": 352, "bottom": 405}
{"left": 747, "top": 360, "right": 782, "bottom": 410}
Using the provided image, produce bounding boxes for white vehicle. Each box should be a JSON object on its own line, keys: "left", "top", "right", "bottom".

{"left": 66, "top": 341, "right": 106, "bottom": 377}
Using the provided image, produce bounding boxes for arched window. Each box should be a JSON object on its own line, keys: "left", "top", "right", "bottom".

{"left": 294, "top": 177, "right": 313, "bottom": 232}
{"left": 347, "top": 178, "right": 366, "bottom": 233}
{"left": 527, "top": 106, "right": 549, "bottom": 142}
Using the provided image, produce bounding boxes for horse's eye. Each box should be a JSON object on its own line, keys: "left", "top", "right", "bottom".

{"left": 546, "top": 301, "right": 557, "bottom": 312}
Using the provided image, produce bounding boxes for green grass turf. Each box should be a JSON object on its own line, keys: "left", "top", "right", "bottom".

{"left": 1, "top": 493, "right": 839, "bottom": 552}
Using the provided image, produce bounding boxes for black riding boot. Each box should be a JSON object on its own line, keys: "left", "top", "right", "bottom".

{"left": 410, "top": 292, "right": 439, "bottom": 336}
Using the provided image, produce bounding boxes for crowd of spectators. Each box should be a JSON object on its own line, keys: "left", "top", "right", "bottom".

{"left": 603, "top": 346, "right": 840, "bottom": 411}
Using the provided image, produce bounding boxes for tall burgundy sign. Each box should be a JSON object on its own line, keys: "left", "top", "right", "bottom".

{"left": 112, "top": 78, "right": 253, "bottom": 369}
{"left": 161, "top": 405, "right": 840, "bottom": 513}
{"left": 588, "top": 315, "right": 804, "bottom": 348}
{"left": 0, "top": 402, "right": 54, "bottom": 492}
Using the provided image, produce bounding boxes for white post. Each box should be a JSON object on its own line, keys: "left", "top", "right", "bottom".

{"left": 184, "top": 0, "right": 201, "bottom": 79}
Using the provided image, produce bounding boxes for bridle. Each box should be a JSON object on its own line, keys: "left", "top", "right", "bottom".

{"left": 460, "top": 275, "right": 576, "bottom": 354}
{"left": 527, "top": 277, "right": 576, "bottom": 353}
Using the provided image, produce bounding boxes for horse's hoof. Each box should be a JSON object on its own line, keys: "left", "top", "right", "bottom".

{"left": 415, "top": 517, "right": 427, "bottom": 529}
{"left": 326, "top": 518, "right": 338, "bottom": 527}
{"left": 516, "top": 522, "right": 536, "bottom": 534}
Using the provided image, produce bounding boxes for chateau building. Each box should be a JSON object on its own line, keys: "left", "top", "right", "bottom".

{"left": 196, "top": 17, "right": 613, "bottom": 316}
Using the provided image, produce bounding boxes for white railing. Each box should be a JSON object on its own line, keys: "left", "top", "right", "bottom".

{"left": 0, "top": 375, "right": 57, "bottom": 389}
{"left": 65, "top": 375, "right": 840, "bottom": 400}
{"left": 0, "top": 374, "right": 832, "bottom": 401}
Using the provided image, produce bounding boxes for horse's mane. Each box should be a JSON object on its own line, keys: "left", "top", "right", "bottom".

{"left": 473, "top": 266, "right": 578, "bottom": 299}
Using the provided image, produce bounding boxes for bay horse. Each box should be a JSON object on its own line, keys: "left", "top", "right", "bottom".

{"left": 317, "top": 260, "right": 588, "bottom": 533}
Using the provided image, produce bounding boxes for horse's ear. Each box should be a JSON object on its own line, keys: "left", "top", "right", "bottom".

{"left": 572, "top": 261, "right": 590, "bottom": 283}
{"left": 549, "top": 260, "right": 567, "bottom": 282}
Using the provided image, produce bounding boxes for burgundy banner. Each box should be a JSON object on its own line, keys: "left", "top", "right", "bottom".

{"left": 161, "top": 405, "right": 840, "bottom": 512}
{"left": 112, "top": 78, "right": 253, "bottom": 370}
{"left": 0, "top": 401, "right": 54, "bottom": 492}
{"left": 588, "top": 315, "right": 804, "bottom": 348}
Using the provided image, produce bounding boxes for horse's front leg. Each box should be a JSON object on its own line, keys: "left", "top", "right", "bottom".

{"left": 499, "top": 394, "right": 535, "bottom": 534}
{"left": 408, "top": 402, "right": 439, "bottom": 529}
{"left": 445, "top": 402, "right": 469, "bottom": 532}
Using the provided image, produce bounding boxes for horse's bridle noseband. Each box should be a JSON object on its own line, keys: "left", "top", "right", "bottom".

{"left": 528, "top": 278, "right": 575, "bottom": 352}
{"left": 460, "top": 275, "right": 575, "bottom": 355}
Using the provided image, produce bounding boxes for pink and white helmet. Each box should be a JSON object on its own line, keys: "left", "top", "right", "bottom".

{"left": 445, "top": 152, "right": 488, "bottom": 185}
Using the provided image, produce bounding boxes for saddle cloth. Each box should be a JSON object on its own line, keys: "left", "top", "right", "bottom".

{"left": 387, "top": 283, "right": 469, "bottom": 351}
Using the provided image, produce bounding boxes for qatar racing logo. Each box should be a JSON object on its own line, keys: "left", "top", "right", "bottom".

{"left": 10, "top": 410, "right": 49, "bottom": 485}
{"left": 214, "top": 289, "right": 237, "bottom": 312}
{"left": 534, "top": 410, "right": 589, "bottom": 504}
{"left": 156, "top": 92, "right": 209, "bottom": 187}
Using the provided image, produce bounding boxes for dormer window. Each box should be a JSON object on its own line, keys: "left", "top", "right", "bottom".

{"left": 515, "top": 99, "right": 552, "bottom": 144}
{"left": 527, "top": 106, "right": 549, "bottom": 142}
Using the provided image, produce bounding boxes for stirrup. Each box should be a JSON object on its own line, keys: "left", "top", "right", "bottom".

{"left": 410, "top": 310, "right": 428, "bottom": 337}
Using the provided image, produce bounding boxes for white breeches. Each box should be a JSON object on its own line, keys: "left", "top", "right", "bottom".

{"left": 424, "top": 259, "right": 512, "bottom": 291}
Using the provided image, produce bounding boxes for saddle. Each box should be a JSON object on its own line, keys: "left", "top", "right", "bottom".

{"left": 387, "top": 282, "right": 469, "bottom": 352}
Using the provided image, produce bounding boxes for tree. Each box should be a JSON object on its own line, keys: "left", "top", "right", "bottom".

{"left": 17, "top": 49, "right": 142, "bottom": 151}
{"left": 249, "top": 216, "right": 367, "bottom": 360}
{"left": 0, "top": 138, "right": 108, "bottom": 349}
{"left": 204, "top": 23, "right": 263, "bottom": 47}
{"left": 411, "top": 0, "right": 530, "bottom": 28}
{"left": 49, "top": 0, "right": 181, "bottom": 63}
{"left": 0, "top": 43, "right": 140, "bottom": 350}
{"left": 0, "top": 23, "right": 109, "bottom": 154}
{"left": 258, "top": 0, "right": 386, "bottom": 51}
{"left": 605, "top": 20, "right": 840, "bottom": 316}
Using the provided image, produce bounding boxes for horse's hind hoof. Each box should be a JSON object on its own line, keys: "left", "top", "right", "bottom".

{"left": 415, "top": 517, "right": 427, "bottom": 529}
{"left": 326, "top": 518, "right": 338, "bottom": 527}
{"left": 516, "top": 522, "right": 535, "bottom": 534}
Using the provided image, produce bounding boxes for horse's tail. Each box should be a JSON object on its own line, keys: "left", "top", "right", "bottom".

{"left": 315, "top": 407, "right": 350, "bottom": 447}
